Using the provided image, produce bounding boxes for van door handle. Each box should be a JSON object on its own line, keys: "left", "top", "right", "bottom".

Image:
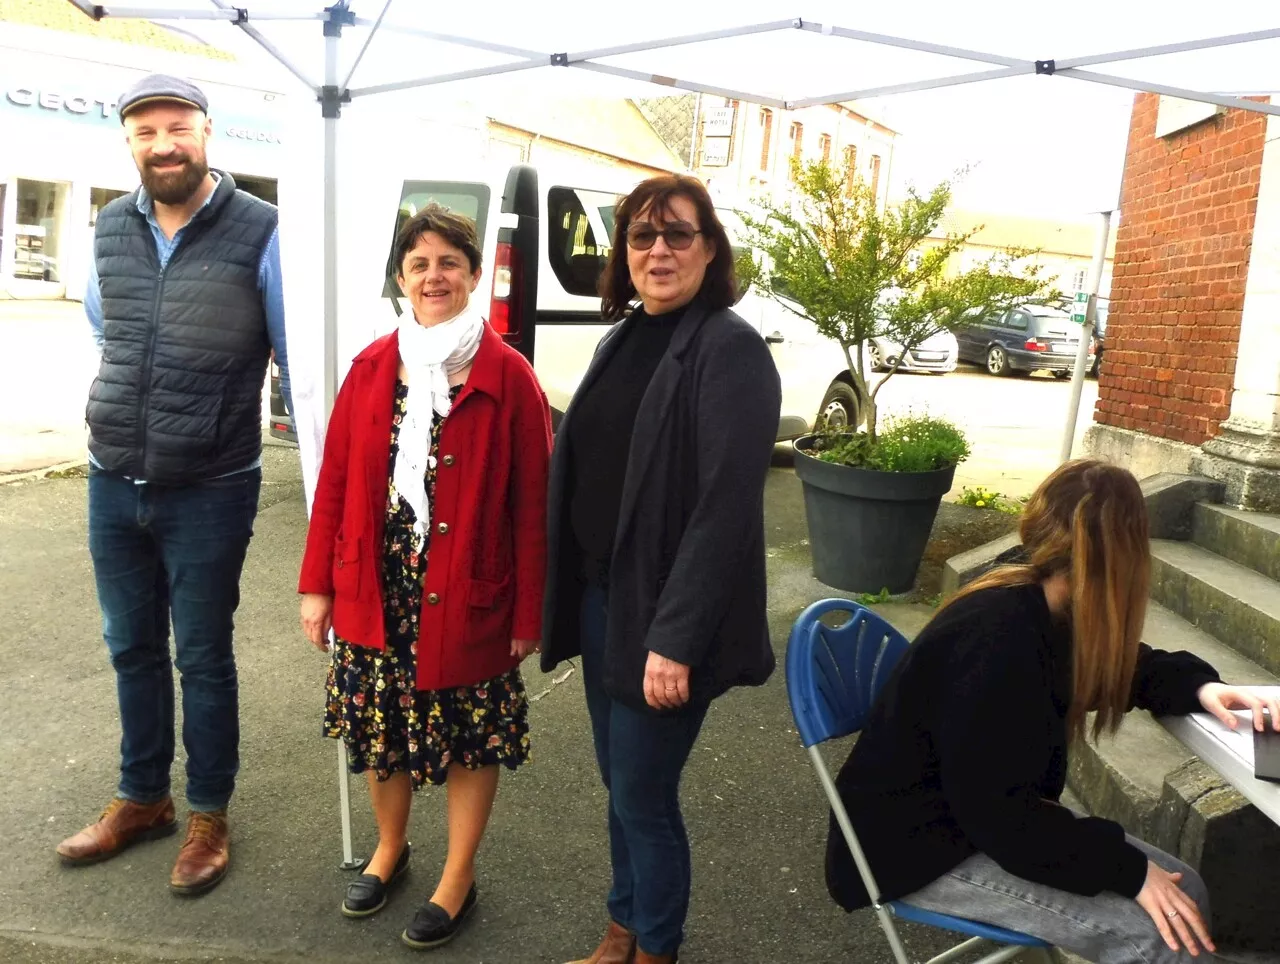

{"left": 765, "top": 332, "right": 785, "bottom": 344}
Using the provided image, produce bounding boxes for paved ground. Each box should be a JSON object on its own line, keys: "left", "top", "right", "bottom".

{"left": 0, "top": 300, "right": 1098, "bottom": 492}
{"left": 0, "top": 446, "right": 1012, "bottom": 964}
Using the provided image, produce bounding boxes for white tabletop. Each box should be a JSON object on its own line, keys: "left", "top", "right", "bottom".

{"left": 1157, "top": 687, "right": 1280, "bottom": 825}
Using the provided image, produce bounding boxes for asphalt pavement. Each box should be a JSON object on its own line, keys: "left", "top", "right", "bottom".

{"left": 0, "top": 447, "right": 986, "bottom": 964}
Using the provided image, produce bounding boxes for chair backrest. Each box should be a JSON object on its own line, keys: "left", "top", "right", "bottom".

{"left": 786, "top": 599, "right": 911, "bottom": 748}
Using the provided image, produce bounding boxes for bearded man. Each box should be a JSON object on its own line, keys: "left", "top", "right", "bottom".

{"left": 58, "top": 74, "right": 291, "bottom": 897}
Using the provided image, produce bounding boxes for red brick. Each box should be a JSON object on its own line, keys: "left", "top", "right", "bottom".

{"left": 1096, "top": 94, "right": 1267, "bottom": 443}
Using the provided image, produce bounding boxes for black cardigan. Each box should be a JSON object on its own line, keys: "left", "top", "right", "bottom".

{"left": 825, "top": 582, "right": 1221, "bottom": 911}
{"left": 540, "top": 301, "right": 782, "bottom": 712}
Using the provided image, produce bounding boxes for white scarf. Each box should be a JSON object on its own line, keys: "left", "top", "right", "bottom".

{"left": 392, "top": 303, "right": 486, "bottom": 539}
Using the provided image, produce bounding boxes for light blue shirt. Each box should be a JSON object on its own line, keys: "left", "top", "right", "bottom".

{"left": 85, "top": 174, "right": 293, "bottom": 480}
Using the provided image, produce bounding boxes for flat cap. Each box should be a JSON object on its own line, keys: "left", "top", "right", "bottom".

{"left": 118, "top": 73, "right": 209, "bottom": 123}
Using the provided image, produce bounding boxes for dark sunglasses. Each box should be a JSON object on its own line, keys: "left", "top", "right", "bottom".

{"left": 626, "top": 221, "right": 702, "bottom": 251}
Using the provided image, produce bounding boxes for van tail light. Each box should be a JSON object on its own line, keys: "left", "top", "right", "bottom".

{"left": 1024, "top": 338, "right": 1048, "bottom": 352}
{"left": 489, "top": 241, "right": 523, "bottom": 344}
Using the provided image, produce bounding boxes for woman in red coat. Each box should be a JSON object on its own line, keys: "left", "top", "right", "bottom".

{"left": 298, "top": 204, "right": 551, "bottom": 949}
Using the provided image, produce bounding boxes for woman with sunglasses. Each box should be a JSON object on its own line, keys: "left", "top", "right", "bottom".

{"left": 542, "top": 175, "right": 782, "bottom": 964}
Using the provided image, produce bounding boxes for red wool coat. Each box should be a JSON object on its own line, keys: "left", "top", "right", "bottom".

{"left": 298, "top": 323, "right": 552, "bottom": 690}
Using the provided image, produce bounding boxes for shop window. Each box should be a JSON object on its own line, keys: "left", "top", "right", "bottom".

{"left": 230, "top": 174, "right": 278, "bottom": 205}
{"left": 89, "top": 187, "right": 130, "bottom": 227}
{"left": 14, "top": 179, "right": 68, "bottom": 282}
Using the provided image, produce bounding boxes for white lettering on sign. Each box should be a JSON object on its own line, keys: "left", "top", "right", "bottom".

{"left": 6, "top": 86, "right": 116, "bottom": 117}
{"left": 225, "top": 125, "right": 282, "bottom": 145}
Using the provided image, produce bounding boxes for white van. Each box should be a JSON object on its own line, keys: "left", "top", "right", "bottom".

{"left": 271, "top": 162, "right": 857, "bottom": 441}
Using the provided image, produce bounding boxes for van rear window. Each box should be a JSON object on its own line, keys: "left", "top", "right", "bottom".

{"left": 382, "top": 181, "right": 491, "bottom": 299}
{"left": 547, "top": 186, "right": 619, "bottom": 298}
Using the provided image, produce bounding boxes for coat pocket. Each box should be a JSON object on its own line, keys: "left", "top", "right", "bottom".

{"left": 333, "top": 536, "right": 362, "bottom": 599}
{"left": 466, "top": 575, "right": 514, "bottom": 646}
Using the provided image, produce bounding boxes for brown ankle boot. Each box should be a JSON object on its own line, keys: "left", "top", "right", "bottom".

{"left": 56, "top": 797, "right": 177, "bottom": 865}
{"left": 170, "top": 810, "right": 229, "bottom": 896}
{"left": 565, "top": 920, "right": 636, "bottom": 964}
{"left": 634, "top": 950, "right": 677, "bottom": 964}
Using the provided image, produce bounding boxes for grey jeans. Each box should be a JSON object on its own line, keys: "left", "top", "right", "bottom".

{"left": 900, "top": 833, "right": 1210, "bottom": 964}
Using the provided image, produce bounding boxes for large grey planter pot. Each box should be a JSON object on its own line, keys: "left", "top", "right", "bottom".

{"left": 793, "top": 436, "right": 957, "bottom": 594}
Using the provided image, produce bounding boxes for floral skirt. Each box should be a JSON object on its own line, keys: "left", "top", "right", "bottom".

{"left": 323, "top": 642, "right": 531, "bottom": 790}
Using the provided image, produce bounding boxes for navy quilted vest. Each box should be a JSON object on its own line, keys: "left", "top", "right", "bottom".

{"left": 87, "top": 171, "right": 277, "bottom": 484}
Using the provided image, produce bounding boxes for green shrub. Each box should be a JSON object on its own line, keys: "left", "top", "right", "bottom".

{"left": 810, "top": 414, "right": 970, "bottom": 473}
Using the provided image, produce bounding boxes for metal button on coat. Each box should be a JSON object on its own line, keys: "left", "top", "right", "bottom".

{"left": 442, "top": 454, "right": 455, "bottom": 466}
{"left": 426, "top": 593, "right": 440, "bottom": 605}
{"left": 437, "top": 522, "right": 449, "bottom": 534}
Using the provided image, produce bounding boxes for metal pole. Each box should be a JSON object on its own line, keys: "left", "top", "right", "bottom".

{"left": 687, "top": 91, "right": 701, "bottom": 172}
{"left": 1060, "top": 210, "right": 1112, "bottom": 462}
{"left": 322, "top": 8, "right": 363, "bottom": 872}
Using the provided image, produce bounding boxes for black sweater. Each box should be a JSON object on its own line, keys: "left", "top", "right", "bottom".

{"left": 825, "top": 582, "right": 1221, "bottom": 911}
{"left": 566, "top": 304, "right": 683, "bottom": 584}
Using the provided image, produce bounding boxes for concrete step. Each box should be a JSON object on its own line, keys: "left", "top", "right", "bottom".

{"left": 1067, "top": 601, "right": 1280, "bottom": 954}
{"left": 1193, "top": 503, "right": 1280, "bottom": 583}
{"left": 1150, "top": 539, "right": 1280, "bottom": 677}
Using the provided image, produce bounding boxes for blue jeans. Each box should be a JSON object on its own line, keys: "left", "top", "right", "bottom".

{"left": 902, "top": 821, "right": 1211, "bottom": 964}
{"left": 579, "top": 585, "right": 708, "bottom": 958}
{"left": 88, "top": 466, "right": 260, "bottom": 812}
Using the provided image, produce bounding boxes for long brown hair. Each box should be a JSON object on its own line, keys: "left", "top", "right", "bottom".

{"left": 599, "top": 174, "right": 737, "bottom": 321}
{"left": 941, "top": 459, "right": 1150, "bottom": 742}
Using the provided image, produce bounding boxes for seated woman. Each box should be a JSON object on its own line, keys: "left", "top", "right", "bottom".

{"left": 825, "top": 459, "right": 1280, "bottom": 964}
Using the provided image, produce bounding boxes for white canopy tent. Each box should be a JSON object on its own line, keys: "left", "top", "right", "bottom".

{"left": 64, "top": 0, "right": 1280, "bottom": 871}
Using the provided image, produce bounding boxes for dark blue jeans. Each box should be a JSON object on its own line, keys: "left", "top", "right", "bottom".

{"left": 579, "top": 584, "right": 708, "bottom": 958}
{"left": 87, "top": 466, "right": 260, "bottom": 812}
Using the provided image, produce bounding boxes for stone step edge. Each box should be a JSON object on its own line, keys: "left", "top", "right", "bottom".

{"left": 1193, "top": 502, "right": 1280, "bottom": 584}
{"left": 1149, "top": 541, "right": 1280, "bottom": 678}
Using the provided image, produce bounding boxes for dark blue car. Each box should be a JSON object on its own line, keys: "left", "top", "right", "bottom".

{"left": 956, "top": 303, "right": 1094, "bottom": 378}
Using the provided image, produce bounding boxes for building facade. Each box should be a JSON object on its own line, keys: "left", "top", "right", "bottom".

{"left": 928, "top": 210, "right": 1115, "bottom": 296}
{"left": 1085, "top": 92, "right": 1280, "bottom": 510}
{"left": 689, "top": 96, "right": 898, "bottom": 211}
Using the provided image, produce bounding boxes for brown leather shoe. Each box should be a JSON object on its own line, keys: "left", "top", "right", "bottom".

{"left": 634, "top": 951, "right": 676, "bottom": 964}
{"left": 56, "top": 797, "right": 177, "bottom": 866}
{"left": 564, "top": 920, "right": 636, "bottom": 964}
{"left": 169, "top": 810, "right": 229, "bottom": 896}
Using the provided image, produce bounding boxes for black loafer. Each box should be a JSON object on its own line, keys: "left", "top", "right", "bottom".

{"left": 341, "top": 842, "right": 411, "bottom": 918}
{"left": 401, "top": 884, "right": 477, "bottom": 950}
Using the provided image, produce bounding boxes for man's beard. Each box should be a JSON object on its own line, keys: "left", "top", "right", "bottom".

{"left": 140, "top": 153, "right": 210, "bottom": 205}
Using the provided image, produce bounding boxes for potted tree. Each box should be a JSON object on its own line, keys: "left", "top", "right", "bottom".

{"left": 738, "top": 161, "right": 1055, "bottom": 593}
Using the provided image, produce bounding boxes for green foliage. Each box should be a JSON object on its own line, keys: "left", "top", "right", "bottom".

{"left": 736, "top": 157, "right": 1058, "bottom": 442}
{"left": 855, "top": 587, "right": 893, "bottom": 606}
{"left": 955, "top": 485, "right": 1024, "bottom": 515}
{"left": 809, "top": 414, "right": 970, "bottom": 473}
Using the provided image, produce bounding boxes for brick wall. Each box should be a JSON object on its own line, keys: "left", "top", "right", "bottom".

{"left": 1095, "top": 94, "right": 1269, "bottom": 445}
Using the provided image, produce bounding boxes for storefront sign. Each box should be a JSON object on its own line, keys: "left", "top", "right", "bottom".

{"left": 3, "top": 78, "right": 284, "bottom": 147}
{"left": 6, "top": 86, "right": 117, "bottom": 118}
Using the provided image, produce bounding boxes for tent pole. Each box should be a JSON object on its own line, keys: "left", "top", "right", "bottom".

{"left": 209, "top": 0, "right": 322, "bottom": 91}
{"left": 341, "top": 0, "right": 396, "bottom": 90}
{"left": 1056, "top": 68, "right": 1280, "bottom": 117}
{"left": 1060, "top": 210, "right": 1113, "bottom": 463}
{"left": 320, "top": 4, "right": 363, "bottom": 873}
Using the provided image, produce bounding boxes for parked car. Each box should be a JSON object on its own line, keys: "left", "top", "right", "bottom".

{"left": 955, "top": 303, "right": 1094, "bottom": 378}
{"left": 270, "top": 164, "right": 861, "bottom": 443}
{"left": 867, "top": 331, "right": 959, "bottom": 374}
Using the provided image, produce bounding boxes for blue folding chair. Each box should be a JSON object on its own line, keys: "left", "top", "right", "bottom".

{"left": 786, "top": 599, "right": 1055, "bottom": 964}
